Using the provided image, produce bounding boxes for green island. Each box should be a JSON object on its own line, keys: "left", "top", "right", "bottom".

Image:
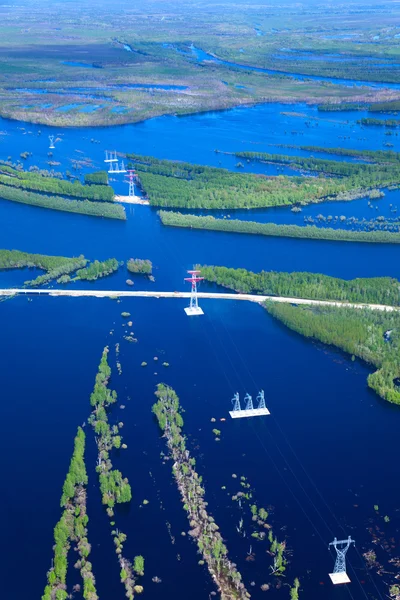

{"left": 153, "top": 383, "right": 250, "bottom": 599}
{"left": 0, "top": 249, "right": 123, "bottom": 286}
{"left": 42, "top": 427, "right": 99, "bottom": 600}
{"left": 199, "top": 266, "right": 400, "bottom": 405}
{"left": 0, "top": 164, "right": 114, "bottom": 201}
{"left": 75, "top": 258, "right": 120, "bottom": 282}
{"left": 88, "top": 348, "right": 138, "bottom": 599}
{"left": 0, "top": 183, "right": 125, "bottom": 219}
{"left": 84, "top": 171, "right": 109, "bottom": 186}
{"left": 0, "top": 249, "right": 88, "bottom": 286}
{"left": 129, "top": 150, "right": 399, "bottom": 210}
{"left": 159, "top": 211, "right": 400, "bottom": 245}
{"left": 127, "top": 258, "right": 153, "bottom": 275}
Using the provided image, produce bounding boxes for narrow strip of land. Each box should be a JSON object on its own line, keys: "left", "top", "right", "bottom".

{"left": 1, "top": 288, "right": 398, "bottom": 312}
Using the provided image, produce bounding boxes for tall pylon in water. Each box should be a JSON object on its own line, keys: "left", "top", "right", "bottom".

{"left": 184, "top": 269, "right": 204, "bottom": 316}
{"left": 125, "top": 169, "right": 136, "bottom": 197}
{"left": 104, "top": 150, "right": 117, "bottom": 163}
{"left": 232, "top": 392, "right": 241, "bottom": 412}
{"left": 328, "top": 537, "right": 355, "bottom": 585}
{"left": 49, "top": 135, "right": 55, "bottom": 149}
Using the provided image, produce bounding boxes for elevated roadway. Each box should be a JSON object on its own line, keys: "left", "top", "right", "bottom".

{"left": 0, "top": 289, "right": 398, "bottom": 312}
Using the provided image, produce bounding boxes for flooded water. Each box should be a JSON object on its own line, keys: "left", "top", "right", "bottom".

{"left": 0, "top": 101, "right": 399, "bottom": 600}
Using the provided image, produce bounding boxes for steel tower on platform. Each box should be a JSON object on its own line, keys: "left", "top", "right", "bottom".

{"left": 125, "top": 169, "right": 136, "bottom": 197}
{"left": 49, "top": 135, "right": 55, "bottom": 149}
{"left": 184, "top": 270, "right": 204, "bottom": 316}
{"left": 328, "top": 537, "right": 355, "bottom": 584}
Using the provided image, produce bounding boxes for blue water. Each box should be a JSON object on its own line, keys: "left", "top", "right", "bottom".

{"left": 185, "top": 45, "right": 400, "bottom": 90}
{"left": 0, "top": 102, "right": 399, "bottom": 600}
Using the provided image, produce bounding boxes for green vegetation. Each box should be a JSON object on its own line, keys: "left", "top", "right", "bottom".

{"left": 318, "top": 103, "right": 365, "bottom": 112}
{"left": 87, "top": 348, "right": 138, "bottom": 600}
{"left": 131, "top": 146, "right": 400, "bottom": 210}
{"left": 159, "top": 211, "right": 400, "bottom": 245}
{"left": 0, "top": 249, "right": 124, "bottom": 287}
{"left": 0, "top": 249, "right": 88, "bottom": 287}
{"left": 358, "top": 118, "right": 400, "bottom": 128}
{"left": 369, "top": 101, "right": 400, "bottom": 113}
{"left": 75, "top": 258, "right": 120, "bottom": 281}
{"left": 0, "top": 183, "right": 126, "bottom": 219}
{"left": 265, "top": 302, "right": 400, "bottom": 405}
{"left": 0, "top": 165, "right": 114, "bottom": 201}
{"left": 199, "top": 265, "right": 400, "bottom": 306}
{"left": 1, "top": 1, "right": 400, "bottom": 127}
{"left": 153, "top": 383, "right": 249, "bottom": 599}
{"left": 42, "top": 427, "right": 98, "bottom": 600}
{"left": 133, "top": 556, "right": 145, "bottom": 577}
{"left": 290, "top": 578, "right": 300, "bottom": 600}
{"left": 84, "top": 171, "right": 109, "bottom": 185}
{"left": 88, "top": 348, "right": 132, "bottom": 509}
{"left": 127, "top": 258, "right": 153, "bottom": 274}
{"left": 297, "top": 145, "right": 400, "bottom": 163}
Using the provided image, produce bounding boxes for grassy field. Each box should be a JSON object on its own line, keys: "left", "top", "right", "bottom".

{"left": 0, "top": 0, "right": 400, "bottom": 126}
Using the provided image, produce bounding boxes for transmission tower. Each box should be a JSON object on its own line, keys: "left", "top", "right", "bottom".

{"left": 244, "top": 393, "right": 253, "bottom": 410}
{"left": 232, "top": 392, "right": 241, "bottom": 412}
{"left": 328, "top": 537, "right": 355, "bottom": 584}
{"left": 184, "top": 269, "right": 204, "bottom": 316}
{"left": 124, "top": 169, "right": 136, "bottom": 197}
{"left": 256, "top": 390, "right": 266, "bottom": 409}
{"left": 49, "top": 135, "right": 55, "bottom": 149}
{"left": 104, "top": 150, "right": 118, "bottom": 163}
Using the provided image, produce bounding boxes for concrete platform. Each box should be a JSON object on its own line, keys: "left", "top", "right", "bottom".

{"left": 329, "top": 572, "right": 351, "bottom": 585}
{"left": 184, "top": 306, "right": 204, "bottom": 316}
{"left": 229, "top": 408, "right": 270, "bottom": 419}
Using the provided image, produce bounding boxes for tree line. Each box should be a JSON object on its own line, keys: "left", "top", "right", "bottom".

{"left": 88, "top": 348, "right": 138, "bottom": 599}
{"left": 126, "top": 150, "right": 400, "bottom": 210}
{"left": 264, "top": 302, "right": 400, "bottom": 405}
{"left": 159, "top": 210, "right": 400, "bottom": 244}
{"left": 0, "top": 183, "right": 126, "bottom": 219}
{"left": 198, "top": 265, "right": 400, "bottom": 306}
{"left": 0, "top": 164, "right": 114, "bottom": 201}
{"left": 42, "top": 427, "right": 99, "bottom": 600}
{"left": 153, "top": 383, "right": 250, "bottom": 599}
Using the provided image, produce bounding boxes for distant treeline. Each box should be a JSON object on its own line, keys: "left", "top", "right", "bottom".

{"left": 318, "top": 101, "right": 400, "bottom": 113}
{"left": 0, "top": 184, "right": 126, "bottom": 219}
{"left": 234, "top": 150, "right": 400, "bottom": 180}
{"left": 318, "top": 103, "right": 365, "bottom": 112}
{"left": 127, "top": 150, "right": 400, "bottom": 210}
{"left": 297, "top": 145, "right": 400, "bottom": 163}
{"left": 265, "top": 302, "right": 400, "bottom": 405}
{"left": 0, "top": 165, "right": 114, "bottom": 202}
{"left": 198, "top": 265, "right": 400, "bottom": 306}
{"left": 357, "top": 118, "right": 400, "bottom": 128}
{"left": 159, "top": 211, "right": 400, "bottom": 244}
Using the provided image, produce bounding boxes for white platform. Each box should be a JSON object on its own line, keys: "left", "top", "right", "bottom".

{"left": 329, "top": 572, "right": 351, "bottom": 585}
{"left": 229, "top": 408, "right": 270, "bottom": 419}
{"left": 184, "top": 306, "right": 204, "bottom": 316}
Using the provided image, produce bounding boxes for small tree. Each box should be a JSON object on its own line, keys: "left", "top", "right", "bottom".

{"left": 133, "top": 555, "right": 145, "bottom": 576}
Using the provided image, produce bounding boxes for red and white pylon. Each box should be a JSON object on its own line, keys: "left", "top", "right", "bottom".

{"left": 184, "top": 269, "right": 204, "bottom": 316}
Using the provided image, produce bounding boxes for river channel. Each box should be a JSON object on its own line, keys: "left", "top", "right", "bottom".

{"left": 0, "top": 101, "right": 399, "bottom": 600}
